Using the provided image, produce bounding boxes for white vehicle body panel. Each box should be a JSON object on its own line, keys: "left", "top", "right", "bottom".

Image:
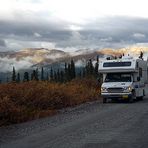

{"left": 99, "top": 56, "right": 148, "bottom": 100}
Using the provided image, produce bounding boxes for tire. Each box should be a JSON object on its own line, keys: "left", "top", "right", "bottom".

{"left": 129, "top": 96, "right": 134, "bottom": 103}
{"left": 139, "top": 90, "right": 144, "bottom": 100}
{"left": 139, "top": 96, "right": 143, "bottom": 100}
{"left": 103, "top": 98, "right": 107, "bottom": 103}
{"left": 129, "top": 91, "right": 135, "bottom": 103}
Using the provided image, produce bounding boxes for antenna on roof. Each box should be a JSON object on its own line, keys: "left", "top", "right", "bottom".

{"left": 106, "top": 57, "right": 111, "bottom": 60}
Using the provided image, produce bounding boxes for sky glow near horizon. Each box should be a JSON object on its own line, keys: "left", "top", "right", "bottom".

{"left": 0, "top": 0, "right": 148, "bottom": 51}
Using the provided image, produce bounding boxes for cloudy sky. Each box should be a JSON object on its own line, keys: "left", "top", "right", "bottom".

{"left": 0, "top": 0, "right": 148, "bottom": 51}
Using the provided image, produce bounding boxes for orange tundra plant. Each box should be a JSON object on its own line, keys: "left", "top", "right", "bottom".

{"left": 0, "top": 78, "right": 101, "bottom": 126}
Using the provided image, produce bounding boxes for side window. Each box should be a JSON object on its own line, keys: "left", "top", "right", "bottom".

{"left": 139, "top": 68, "right": 142, "bottom": 77}
{"left": 136, "top": 62, "right": 139, "bottom": 68}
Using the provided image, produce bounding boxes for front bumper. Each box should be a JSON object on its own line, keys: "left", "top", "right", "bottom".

{"left": 101, "top": 92, "right": 132, "bottom": 100}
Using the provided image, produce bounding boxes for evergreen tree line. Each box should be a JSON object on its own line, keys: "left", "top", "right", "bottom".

{"left": 11, "top": 67, "right": 47, "bottom": 83}
{"left": 11, "top": 57, "right": 100, "bottom": 83}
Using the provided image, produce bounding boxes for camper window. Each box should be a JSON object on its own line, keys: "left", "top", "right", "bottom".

{"left": 103, "top": 62, "right": 131, "bottom": 67}
{"left": 105, "top": 73, "right": 132, "bottom": 82}
{"left": 137, "top": 76, "right": 140, "bottom": 81}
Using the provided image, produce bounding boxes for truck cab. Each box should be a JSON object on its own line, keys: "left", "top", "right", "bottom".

{"left": 99, "top": 56, "right": 147, "bottom": 103}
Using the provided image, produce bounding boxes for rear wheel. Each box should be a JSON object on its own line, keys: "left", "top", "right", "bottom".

{"left": 139, "top": 90, "right": 145, "bottom": 100}
{"left": 139, "top": 96, "right": 143, "bottom": 100}
{"left": 103, "top": 98, "right": 107, "bottom": 103}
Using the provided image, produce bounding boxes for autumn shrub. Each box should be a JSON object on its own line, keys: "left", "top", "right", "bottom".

{"left": 0, "top": 78, "right": 101, "bottom": 126}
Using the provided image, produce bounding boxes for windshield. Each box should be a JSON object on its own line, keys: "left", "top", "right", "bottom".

{"left": 105, "top": 73, "right": 132, "bottom": 82}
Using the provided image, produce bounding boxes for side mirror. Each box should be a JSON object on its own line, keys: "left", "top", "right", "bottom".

{"left": 137, "top": 76, "right": 140, "bottom": 81}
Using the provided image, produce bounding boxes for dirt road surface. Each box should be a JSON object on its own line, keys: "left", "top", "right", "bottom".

{"left": 1, "top": 99, "right": 148, "bottom": 148}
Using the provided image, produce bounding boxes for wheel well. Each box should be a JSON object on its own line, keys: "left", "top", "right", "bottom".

{"left": 132, "top": 89, "right": 135, "bottom": 94}
{"left": 143, "top": 89, "right": 145, "bottom": 96}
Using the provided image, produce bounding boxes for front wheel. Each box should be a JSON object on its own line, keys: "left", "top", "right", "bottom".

{"left": 129, "top": 96, "right": 134, "bottom": 103}
{"left": 129, "top": 91, "right": 135, "bottom": 103}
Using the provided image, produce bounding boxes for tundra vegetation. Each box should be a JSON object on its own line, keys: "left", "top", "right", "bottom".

{"left": 0, "top": 58, "right": 101, "bottom": 126}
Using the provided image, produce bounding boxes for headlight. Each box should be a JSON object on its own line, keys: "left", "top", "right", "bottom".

{"left": 101, "top": 87, "right": 107, "bottom": 92}
{"left": 128, "top": 86, "right": 132, "bottom": 92}
{"left": 123, "top": 86, "right": 132, "bottom": 92}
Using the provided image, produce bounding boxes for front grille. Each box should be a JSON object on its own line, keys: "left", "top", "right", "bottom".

{"left": 107, "top": 87, "right": 123, "bottom": 93}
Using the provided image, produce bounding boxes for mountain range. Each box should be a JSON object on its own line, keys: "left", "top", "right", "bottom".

{"left": 0, "top": 46, "right": 148, "bottom": 73}
{"left": 0, "top": 46, "right": 148, "bottom": 82}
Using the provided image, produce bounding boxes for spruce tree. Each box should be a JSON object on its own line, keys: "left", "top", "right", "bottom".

{"left": 23, "top": 72, "right": 29, "bottom": 81}
{"left": 89, "top": 59, "right": 94, "bottom": 75}
{"left": 54, "top": 71, "right": 57, "bottom": 82}
{"left": 50, "top": 67, "right": 53, "bottom": 81}
{"left": 12, "top": 66, "right": 16, "bottom": 82}
{"left": 68, "top": 63, "right": 71, "bottom": 81}
{"left": 85, "top": 59, "right": 95, "bottom": 77}
{"left": 78, "top": 70, "right": 82, "bottom": 78}
{"left": 31, "top": 70, "right": 38, "bottom": 80}
{"left": 31, "top": 72, "right": 33, "bottom": 80}
{"left": 35, "top": 68, "right": 39, "bottom": 80}
{"left": 60, "top": 71, "right": 64, "bottom": 83}
{"left": 17, "top": 73, "right": 21, "bottom": 83}
{"left": 64, "top": 63, "right": 68, "bottom": 82}
{"left": 46, "top": 72, "right": 49, "bottom": 81}
{"left": 70, "top": 59, "right": 76, "bottom": 79}
{"left": 82, "top": 68, "right": 86, "bottom": 78}
{"left": 41, "top": 67, "right": 44, "bottom": 81}
{"left": 57, "top": 69, "right": 60, "bottom": 82}
{"left": 85, "top": 63, "right": 89, "bottom": 76}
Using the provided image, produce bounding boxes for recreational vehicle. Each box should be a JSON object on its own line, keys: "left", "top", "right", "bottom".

{"left": 99, "top": 55, "right": 148, "bottom": 103}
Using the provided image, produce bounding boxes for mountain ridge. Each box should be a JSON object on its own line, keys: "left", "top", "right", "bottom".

{"left": 0, "top": 47, "right": 148, "bottom": 72}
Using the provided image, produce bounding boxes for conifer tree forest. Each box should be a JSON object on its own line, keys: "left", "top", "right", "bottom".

{"left": 9, "top": 57, "right": 100, "bottom": 83}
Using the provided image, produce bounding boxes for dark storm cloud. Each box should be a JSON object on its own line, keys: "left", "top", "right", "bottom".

{"left": 1, "top": 15, "right": 148, "bottom": 50}
{"left": 76, "top": 16, "right": 148, "bottom": 49}
{"left": 83, "top": 16, "right": 148, "bottom": 32}
{"left": 0, "top": 19, "right": 70, "bottom": 39}
{"left": 41, "top": 30, "right": 72, "bottom": 42}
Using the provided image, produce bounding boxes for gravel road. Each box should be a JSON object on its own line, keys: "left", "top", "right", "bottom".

{"left": 0, "top": 98, "right": 148, "bottom": 148}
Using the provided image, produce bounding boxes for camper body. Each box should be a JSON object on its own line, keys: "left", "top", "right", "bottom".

{"left": 99, "top": 56, "right": 148, "bottom": 103}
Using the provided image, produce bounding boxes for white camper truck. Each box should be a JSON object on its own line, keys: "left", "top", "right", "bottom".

{"left": 99, "top": 56, "right": 148, "bottom": 103}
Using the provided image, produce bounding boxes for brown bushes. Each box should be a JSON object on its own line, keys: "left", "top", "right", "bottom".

{"left": 0, "top": 78, "right": 101, "bottom": 126}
